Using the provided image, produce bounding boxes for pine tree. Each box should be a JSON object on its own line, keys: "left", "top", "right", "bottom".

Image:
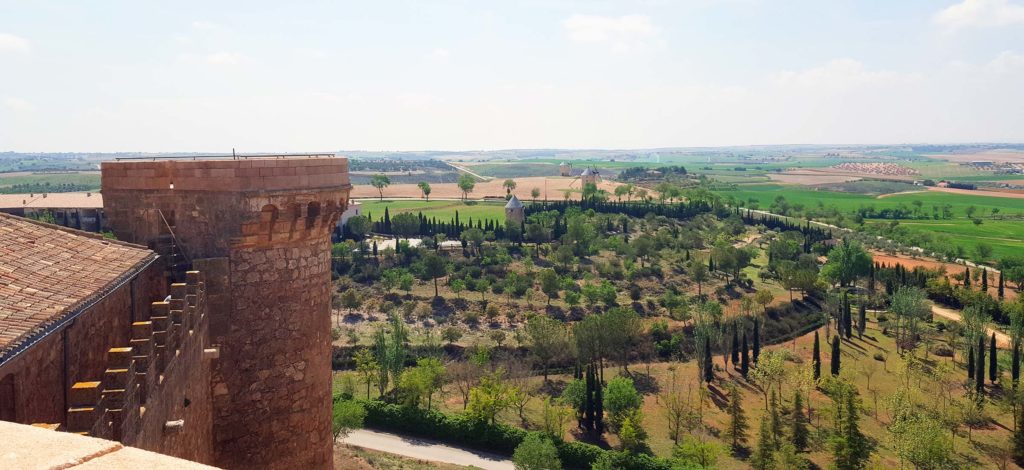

{"left": 769, "top": 390, "right": 783, "bottom": 447}
{"left": 1013, "top": 342, "right": 1021, "bottom": 385}
{"left": 741, "top": 333, "right": 750, "bottom": 378}
{"left": 832, "top": 389, "right": 870, "bottom": 470}
{"left": 977, "top": 335, "right": 986, "bottom": 395}
{"left": 753, "top": 317, "right": 761, "bottom": 363}
{"left": 752, "top": 415, "right": 775, "bottom": 470}
{"left": 813, "top": 331, "right": 822, "bottom": 381}
{"left": 990, "top": 332, "right": 999, "bottom": 384}
{"left": 856, "top": 303, "right": 866, "bottom": 339}
{"left": 703, "top": 338, "right": 713, "bottom": 383}
{"left": 791, "top": 389, "right": 809, "bottom": 451}
{"left": 731, "top": 326, "right": 740, "bottom": 366}
{"left": 831, "top": 335, "right": 841, "bottom": 376}
{"left": 726, "top": 384, "right": 748, "bottom": 451}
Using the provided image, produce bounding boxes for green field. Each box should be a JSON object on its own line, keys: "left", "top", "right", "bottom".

{"left": 720, "top": 183, "right": 1024, "bottom": 217}
{"left": 868, "top": 219, "right": 1024, "bottom": 260}
{"left": 0, "top": 172, "right": 100, "bottom": 193}
{"left": 358, "top": 199, "right": 506, "bottom": 223}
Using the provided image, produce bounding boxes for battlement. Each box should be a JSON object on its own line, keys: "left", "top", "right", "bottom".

{"left": 101, "top": 156, "right": 350, "bottom": 193}
{"left": 66, "top": 271, "right": 208, "bottom": 443}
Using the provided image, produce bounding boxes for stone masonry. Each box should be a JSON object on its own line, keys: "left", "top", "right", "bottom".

{"left": 101, "top": 156, "right": 351, "bottom": 469}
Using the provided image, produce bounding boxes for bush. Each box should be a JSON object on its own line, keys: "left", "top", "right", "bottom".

{"left": 873, "top": 352, "right": 886, "bottom": 362}
{"left": 359, "top": 399, "right": 674, "bottom": 469}
{"left": 932, "top": 344, "right": 955, "bottom": 357}
{"left": 513, "top": 432, "right": 561, "bottom": 470}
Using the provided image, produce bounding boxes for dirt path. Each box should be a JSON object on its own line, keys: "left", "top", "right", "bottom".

{"left": 341, "top": 429, "right": 514, "bottom": 470}
{"left": 931, "top": 305, "right": 1011, "bottom": 348}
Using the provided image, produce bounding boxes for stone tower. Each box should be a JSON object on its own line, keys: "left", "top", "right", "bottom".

{"left": 559, "top": 162, "right": 571, "bottom": 177}
{"left": 505, "top": 195, "right": 525, "bottom": 224}
{"left": 101, "top": 156, "right": 351, "bottom": 470}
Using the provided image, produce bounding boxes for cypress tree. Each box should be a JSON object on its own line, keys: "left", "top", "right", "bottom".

{"left": 1014, "top": 405, "right": 1024, "bottom": 466}
{"left": 584, "top": 365, "right": 595, "bottom": 431}
{"left": 383, "top": 207, "right": 391, "bottom": 234}
{"left": 1013, "top": 342, "right": 1021, "bottom": 385}
{"left": 842, "top": 295, "right": 853, "bottom": 340}
{"left": 726, "top": 384, "right": 748, "bottom": 451}
{"left": 731, "top": 326, "right": 740, "bottom": 366}
{"left": 991, "top": 332, "right": 999, "bottom": 384}
{"left": 1000, "top": 271, "right": 1006, "bottom": 299}
{"left": 868, "top": 263, "right": 876, "bottom": 292}
{"left": 594, "top": 374, "right": 604, "bottom": 435}
{"left": 968, "top": 346, "right": 975, "bottom": 381}
{"left": 983, "top": 268, "right": 989, "bottom": 292}
{"left": 708, "top": 255, "right": 715, "bottom": 272}
{"left": 372, "top": 240, "right": 378, "bottom": 258}
{"left": 812, "top": 331, "right": 822, "bottom": 381}
{"left": 964, "top": 266, "right": 971, "bottom": 288}
{"left": 831, "top": 335, "right": 841, "bottom": 376}
{"left": 977, "top": 335, "right": 986, "bottom": 395}
{"left": 753, "top": 317, "right": 761, "bottom": 363}
{"left": 703, "top": 339, "right": 713, "bottom": 383}
{"left": 741, "top": 333, "right": 750, "bottom": 378}
{"left": 791, "top": 389, "right": 809, "bottom": 451}
{"left": 857, "top": 303, "right": 866, "bottom": 339}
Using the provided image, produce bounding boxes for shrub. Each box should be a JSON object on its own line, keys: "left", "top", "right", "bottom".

{"left": 873, "top": 352, "right": 886, "bottom": 362}
{"left": 932, "top": 344, "right": 955, "bottom": 357}
{"left": 513, "top": 432, "right": 561, "bottom": 470}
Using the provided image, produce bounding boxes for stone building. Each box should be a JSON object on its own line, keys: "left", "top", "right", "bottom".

{"left": 0, "top": 155, "right": 351, "bottom": 469}
{"left": 504, "top": 195, "right": 524, "bottom": 224}
{"left": 580, "top": 167, "right": 601, "bottom": 186}
{"left": 559, "top": 162, "right": 571, "bottom": 177}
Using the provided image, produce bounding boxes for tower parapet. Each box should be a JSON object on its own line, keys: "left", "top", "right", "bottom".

{"left": 101, "top": 155, "right": 350, "bottom": 469}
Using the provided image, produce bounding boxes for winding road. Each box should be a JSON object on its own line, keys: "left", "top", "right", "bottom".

{"left": 931, "top": 305, "right": 1011, "bottom": 348}
{"left": 340, "top": 429, "right": 514, "bottom": 469}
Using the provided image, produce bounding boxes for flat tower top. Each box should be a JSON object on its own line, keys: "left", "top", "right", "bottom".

{"left": 101, "top": 156, "right": 350, "bottom": 193}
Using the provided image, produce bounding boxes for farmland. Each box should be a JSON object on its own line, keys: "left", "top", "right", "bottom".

{"left": 358, "top": 199, "right": 506, "bottom": 224}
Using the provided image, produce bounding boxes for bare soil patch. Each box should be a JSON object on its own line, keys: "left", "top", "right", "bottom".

{"left": 767, "top": 170, "right": 862, "bottom": 185}
{"left": 928, "top": 186, "right": 1024, "bottom": 199}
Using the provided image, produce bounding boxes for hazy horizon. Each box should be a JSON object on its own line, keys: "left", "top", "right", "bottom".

{"left": 2, "top": 0, "right": 1023, "bottom": 152}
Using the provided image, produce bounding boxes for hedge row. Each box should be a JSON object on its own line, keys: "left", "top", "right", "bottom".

{"left": 357, "top": 399, "right": 675, "bottom": 469}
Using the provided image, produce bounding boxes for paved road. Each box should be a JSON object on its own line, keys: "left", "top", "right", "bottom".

{"left": 932, "top": 305, "right": 1011, "bottom": 348}
{"left": 341, "top": 429, "right": 515, "bottom": 470}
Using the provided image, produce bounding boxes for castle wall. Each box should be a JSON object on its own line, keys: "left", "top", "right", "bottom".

{"left": 101, "top": 157, "right": 349, "bottom": 469}
{"left": 0, "top": 261, "right": 163, "bottom": 427}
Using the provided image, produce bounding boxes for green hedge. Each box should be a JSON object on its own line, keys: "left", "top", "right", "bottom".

{"left": 358, "top": 400, "right": 675, "bottom": 470}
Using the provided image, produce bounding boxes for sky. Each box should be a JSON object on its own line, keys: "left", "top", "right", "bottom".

{"left": 1, "top": 0, "right": 1023, "bottom": 152}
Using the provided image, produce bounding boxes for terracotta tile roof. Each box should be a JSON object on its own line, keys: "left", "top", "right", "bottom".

{"left": 0, "top": 213, "right": 156, "bottom": 360}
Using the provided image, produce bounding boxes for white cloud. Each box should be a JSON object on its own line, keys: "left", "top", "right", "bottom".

{"left": 933, "top": 0, "right": 1024, "bottom": 31}
{"left": 987, "top": 50, "right": 1024, "bottom": 72}
{"left": 191, "top": 21, "right": 223, "bottom": 31}
{"left": 294, "top": 47, "right": 329, "bottom": 60}
{"left": 425, "top": 48, "right": 450, "bottom": 62}
{"left": 2, "top": 97, "right": 35, "bottom": 112}
{"left": 773, "top": 59, "right": 913, "bottom": 90}
{"left": 0, "top": 33, "right": 31, "bottom": 54}
{"left": 563, "top": 14, "right": 659, "bottom": 52}
{"left": 179, "top": 52, "right": 245, "bottom": 65}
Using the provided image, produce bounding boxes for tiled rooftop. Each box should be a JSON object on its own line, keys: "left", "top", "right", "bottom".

{"left": 0, "top": 192, "right": 103, "bottom": 209}
{"left": 0, "top": 213, "right": 156, "bottom": 359}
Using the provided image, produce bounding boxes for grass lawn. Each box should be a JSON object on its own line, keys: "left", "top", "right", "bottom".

{"left": 358, "top": 200, "right": 506, "bottom": 224}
